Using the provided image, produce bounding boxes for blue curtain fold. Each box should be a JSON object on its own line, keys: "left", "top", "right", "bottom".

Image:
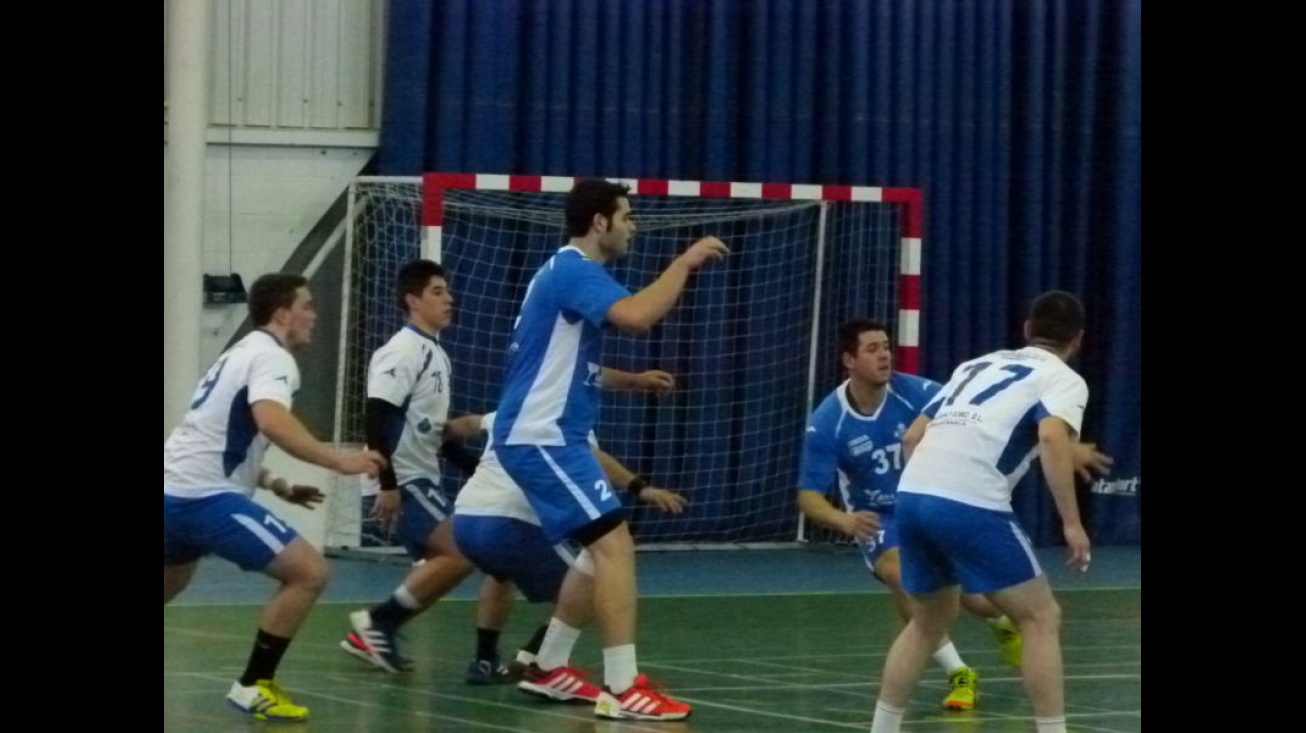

{"left": 378, "top": 0, "right": 1142, "bottom": 545}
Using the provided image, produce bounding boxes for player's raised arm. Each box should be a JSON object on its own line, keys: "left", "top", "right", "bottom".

{"left": 606, "top": 237, "right": 729, "bottom": 333}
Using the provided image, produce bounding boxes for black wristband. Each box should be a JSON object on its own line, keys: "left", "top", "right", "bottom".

{"left": 626, "top": 476, "right": 649, "bottom": 494}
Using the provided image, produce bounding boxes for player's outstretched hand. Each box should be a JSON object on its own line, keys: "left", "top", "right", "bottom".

{"left": 337, "top": 449, "right": 387, "bottom": 477}
{"left": 637, "top": 486, "right": 688, "bottom": 514}
{"left": 274, "top": 482, "right": 326, "bottom": 509}
{"left": 843, "top": 510, "right": 881, "bottom": 542}
{"left": 635, "top": 370, "right": 676, "bottom": 393}
{"left": 677, "top": 236, "right": 729, "bottom": 271}
{"left": 1072, "top": 441, "right": 1114, "bottom": 483}
{"left": 1063, "top": 523, "right": 1091, "bottom": 572}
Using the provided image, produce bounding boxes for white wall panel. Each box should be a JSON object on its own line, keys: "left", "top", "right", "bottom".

{"left": 308, "top": 0, "right": 342, "bottom": 129}
{"left": 181, "top": 0, "right": 385, "bottom": 137}
{"left": 277, "top": 0, "right": 308, "bottom": 127}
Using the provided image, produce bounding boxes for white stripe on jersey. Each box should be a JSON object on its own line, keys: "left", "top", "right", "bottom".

{"left": 535, "top": 446, "right": 602, "bottom": 519}
{"left": 506, "top": 314, "right": 583, "bottom": 446}
{"left": 232, "top": 513, "right": 287, "bottom": 554}
{"left": 403, "top": 482, "right": 448, "bottom": 522}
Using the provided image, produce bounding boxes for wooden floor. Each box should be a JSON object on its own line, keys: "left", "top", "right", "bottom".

{"left": 165, "top": 546, "right": 1142, "bottom": 732}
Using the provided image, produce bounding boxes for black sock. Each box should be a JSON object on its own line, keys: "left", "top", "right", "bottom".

{"left": 522, "top": 624, "right": 548, "bottom": 656}
{"left": 370, "top": 597, "right": 418, "bottom": 628}
{"left": 239, "top": 629, "right": 291, "bottom": 686}
{"left": 476, "top": 627, "right": 501, "bottom": 661}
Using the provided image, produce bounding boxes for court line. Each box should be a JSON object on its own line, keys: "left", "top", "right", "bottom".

{"left": 650, "top": 642, "right": 1141, "bottom": 665}
{"left": 671, "top": 694, "right": 868, "bottom": 730}
{"left": 184, "top": 672, "right": 538, "bottom": 732}
{"left": 313, "top": 671, "right": 676, "bottom": 733}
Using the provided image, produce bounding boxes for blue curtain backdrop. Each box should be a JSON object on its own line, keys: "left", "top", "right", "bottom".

{"left": 377, "top": 0, "right": 1142, "bottom": 545}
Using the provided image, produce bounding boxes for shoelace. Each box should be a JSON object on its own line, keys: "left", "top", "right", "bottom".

{"left": 626, "top": 676, "right": 675, "bottom": 705}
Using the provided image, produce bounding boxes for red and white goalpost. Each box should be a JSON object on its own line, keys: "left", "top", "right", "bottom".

{"left": 331, "top": 173, "right": 923, "bottom": 553}
{"left": 415, "top": 173, "right": 922, "bottom": 374}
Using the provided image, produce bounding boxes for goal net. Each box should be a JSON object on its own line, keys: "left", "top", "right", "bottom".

{"left": 328, "top": 174, "right": 922, "bottom": 555}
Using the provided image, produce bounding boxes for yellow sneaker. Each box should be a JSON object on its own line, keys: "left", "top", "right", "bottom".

{"left": 990, "top": 617, "right": 1023, "bottom": 668}
{"left": 226, "top": 679, "right": 310, "bottom": 721}
{"left": 941, "top": 667, "right": 979, "bottom": 710}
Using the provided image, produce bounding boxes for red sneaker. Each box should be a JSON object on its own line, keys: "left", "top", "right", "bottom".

{"left": 594, "top": 674, "right": 692, "bottom": 720}
{"left": 517, "top": 663, "right": 602, "bottom": 703}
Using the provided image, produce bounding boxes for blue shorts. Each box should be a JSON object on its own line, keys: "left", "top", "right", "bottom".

{"left": 495, "top": 444, "right": 623, "bottom": 544}
{"left": 163, "top": 492, "right": 301, "bottom": 572}
{"left": 452, "top": 514, "right": 581, "bottom": 603}
{"left": 856, "top": 514, "right": 901, "bottom": 580}
{"left": 896, "top": 492, "right": 1043, "bottom": 595}
{"left": 391, "top": 478, "right": 453, "bottom": 561}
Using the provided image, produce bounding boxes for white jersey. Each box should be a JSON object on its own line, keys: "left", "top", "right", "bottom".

{"left": 164, "top": 330, "right": 299, "bottom": 499}
{"left": 368, "top": 325, "right": 452, "bottom": 485}
{"left": 899, "top": 346, "right": 1088, "bottom": 512}
{"left": 455, "top": 412, "right": 600, "bottom": 525}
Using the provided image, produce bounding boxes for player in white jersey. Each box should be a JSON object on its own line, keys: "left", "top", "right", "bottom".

{"left": 798, "top": 319, "right": 1025, "bottom": 710}
{"left": 452, "top": 412, "right": 687, "bottom": 703}
{"left": 494, "top": 179, "right": 727, "bottom": 721}
{"left": 164, "top": 274, "right": 385, "bottom": 722}
{"left": 334, "top": 260, "right": 514, "bottom": 680}
{"left": 870, "top": 291, "right": 1096, "bottom": 733}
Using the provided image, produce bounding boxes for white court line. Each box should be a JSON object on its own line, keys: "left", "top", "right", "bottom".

{"left": 652, "top": 642, "right": 1141, "bottom": 665}
{"left": 315, "top": 672, "right": 675, "bottom": 733}
{"left": 672, "top": 695, "right": 868, "bottom": 730}
{"left": 185, "top": 673, "right": 536, "bottom": 732}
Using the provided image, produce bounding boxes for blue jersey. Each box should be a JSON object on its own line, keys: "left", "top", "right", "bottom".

{"left": 494, "top": 246, "right": 630, "bottom": 447}
{"left": 797, "top": 373, "right": 943, "bottom": 514}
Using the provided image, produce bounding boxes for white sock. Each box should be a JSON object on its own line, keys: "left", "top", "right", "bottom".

{"left": 1035, "top": 716, "right": 1067, "bottom": 733}
{"left": 932, "top": 639, "right": 967, "bottom": 674}
{"left": 869, "top": 700, "right": 905, "bottom": 733}
{"left": 603, "top": 644, "right": 638, "bottom": 694}
{"left": 515, "top": 649, "right": 537, "bottom": 665}
{"left": 535, "top": 618, "right": 581, "bottom": 671}
{"left": 393, "top": 585, "right": 421, "bottom": 610}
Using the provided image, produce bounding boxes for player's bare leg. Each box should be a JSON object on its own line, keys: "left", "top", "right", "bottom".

{"left": 876, "top": 550, "right": 978, "bottom": 708}
{"left": 871, "top": 585, "right": 961, "bottom": 733}
{"left": 260, "top": 538, "right": 330, "bottom": 637}
{"left": 164, "top": 562, "right": 199, "bottom": 605}
{"left": 986, "top": 576, "right": 1066, "bottom": 728}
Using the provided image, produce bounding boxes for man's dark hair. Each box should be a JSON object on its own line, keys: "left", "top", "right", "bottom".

{"left": 565, "top": 179, "right": 631, "bottom": 238}
{"left": 1027, "top": 290, "right": 1085, "bottom": 346}
{"left": 396, "top": 259, "right": 447, "bottom": 313}
{"left": 837, "top": 319, "right": 890, "bottom": 359}
{"left": 248, "top": 273, "right": 308, "bottom": 326}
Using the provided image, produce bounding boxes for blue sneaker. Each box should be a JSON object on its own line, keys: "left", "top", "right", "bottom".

{"left": 465, "top": 657, "right": 517, "bottom": 685}
{"left": 345, "top": 610, "right": 412, "bottom": 673}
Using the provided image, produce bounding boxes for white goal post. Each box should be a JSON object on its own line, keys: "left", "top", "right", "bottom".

{"left": 327, "top": 173, "right": 923, "bottom": 556}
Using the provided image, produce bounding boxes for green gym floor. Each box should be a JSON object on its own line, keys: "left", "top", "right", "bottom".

{"left": 164, "top": 545, "right": 1141, "bottom": 732}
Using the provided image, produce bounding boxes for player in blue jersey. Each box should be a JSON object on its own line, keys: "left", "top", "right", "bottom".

{"left": 798, "top": 319, "right": 1025, "bottom": 710}
{"left": 164, "top": 274, "right": 386, "bottom": 722}
{"left": 870, "top": 291, "right": 1097, "bottom": 733}
{"left": 493, "top": 179, "right": 728, "bottom": 721}
{"left": 451, "top": 412, "right": 688, "bottom": 704}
